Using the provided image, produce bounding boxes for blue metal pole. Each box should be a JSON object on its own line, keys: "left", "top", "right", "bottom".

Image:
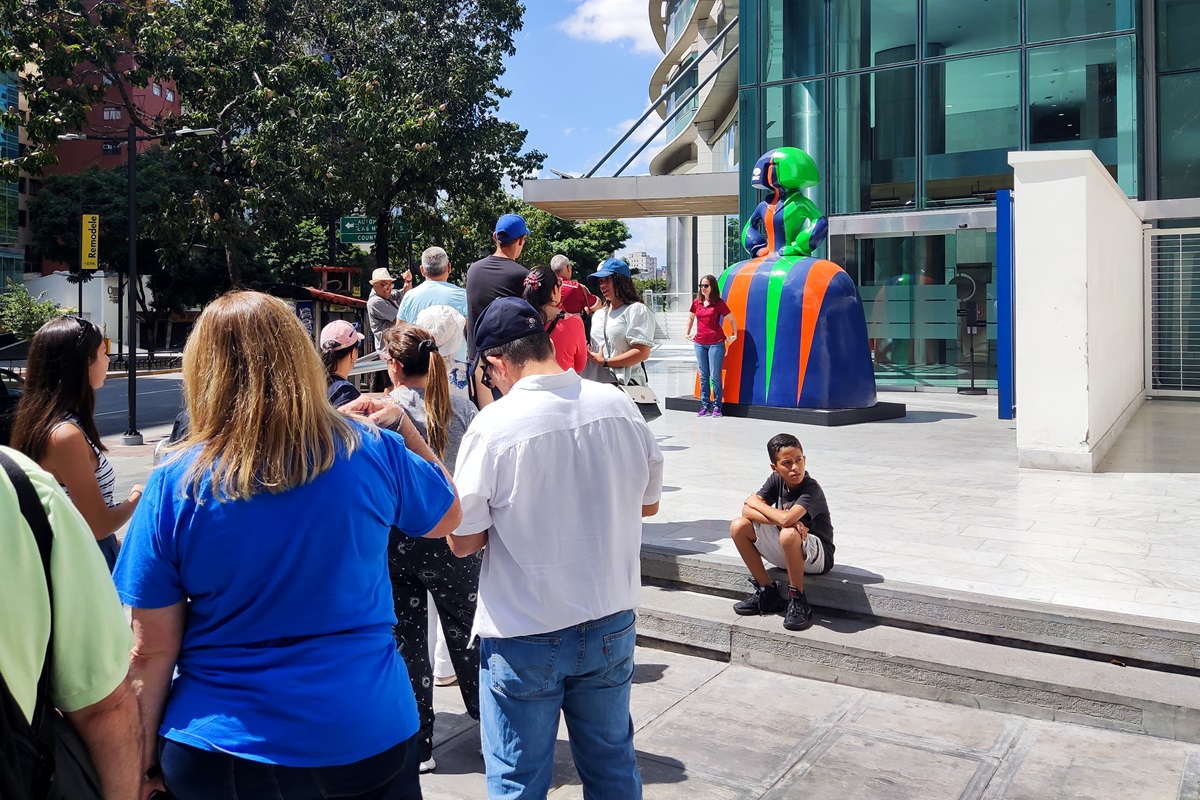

{"left": 996, "top": 189, "right": 1015, "bottom": 420}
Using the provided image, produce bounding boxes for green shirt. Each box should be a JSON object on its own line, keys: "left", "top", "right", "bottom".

{"left": 0, "top": 447, "right": 132, "bottom": 723}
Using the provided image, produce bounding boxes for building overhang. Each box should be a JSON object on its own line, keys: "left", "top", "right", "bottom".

{"left": 522, "top": 172, "right": 739, "bottom": 220}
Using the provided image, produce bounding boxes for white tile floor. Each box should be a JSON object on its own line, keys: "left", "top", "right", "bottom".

{"left": 644, "top": 346, "right": 1200, "bottom": 625}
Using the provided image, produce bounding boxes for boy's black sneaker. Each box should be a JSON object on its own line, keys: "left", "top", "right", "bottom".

{"left": 783, "top": 587, "right": 813, "bottom": 631}
{"left": 733, "top": 579, "right": 786, "bottom": 616}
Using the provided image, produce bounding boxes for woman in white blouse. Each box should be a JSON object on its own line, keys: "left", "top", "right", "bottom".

{"left": 587, "top": 258, "right": 655, "bottom": 386}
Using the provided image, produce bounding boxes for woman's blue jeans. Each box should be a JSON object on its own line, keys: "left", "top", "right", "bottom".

{"left": 479, "top": 610, "right": 641, "bottom": 800}
{"left": 694, "top": 342, "right": 726, "bottom": 409}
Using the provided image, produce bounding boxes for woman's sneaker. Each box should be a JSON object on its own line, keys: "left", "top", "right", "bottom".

{"left": 711, "top": 406, "right": 723, "bottom": 418}
{"left": 697, "top": 406, "right": 710, "bottom": 417}
{"left": 783, "top": 587, "right": 813, "bottom": 631}
{"left": 733, "top": 579, "right": 786, "bottom": 615}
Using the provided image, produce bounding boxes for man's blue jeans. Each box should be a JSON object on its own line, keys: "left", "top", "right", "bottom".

{"left": 694, "top": 342, "right": 726, "bottom": 409}
{"left": 479, "top": 610, "right": 641, "bottom": 800}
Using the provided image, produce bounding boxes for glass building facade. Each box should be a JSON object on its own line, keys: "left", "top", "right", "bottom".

{"left": 0, "top": 75, "right": 22, "bottom": 286}
{"left": 736, "top": 0, "right": 1199, "bottom": 388}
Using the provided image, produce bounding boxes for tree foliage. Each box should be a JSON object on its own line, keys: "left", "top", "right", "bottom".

{"left": 0, "top": 278, "right": 66, "bottom": 340}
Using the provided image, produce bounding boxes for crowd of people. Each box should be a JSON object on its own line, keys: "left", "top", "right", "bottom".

{"left": 1, "top": 212, "right": 834, "bottom": 800}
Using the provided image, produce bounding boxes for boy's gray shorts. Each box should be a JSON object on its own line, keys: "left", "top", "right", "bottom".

{"left": 752, "top": 523, "right": 827, "bottom": 574}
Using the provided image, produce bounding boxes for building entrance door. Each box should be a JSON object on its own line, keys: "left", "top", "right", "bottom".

{"left": 1147, "top": 228, "right": 1200, "bottom": 397}
{"left": 828, "top": 228, "right": 997, "bottom": 389}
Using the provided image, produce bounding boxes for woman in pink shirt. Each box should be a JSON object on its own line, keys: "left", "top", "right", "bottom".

{"left": 522, "top": 265, "right": 588, "bottom": 373}
{"left": 685, "top": 274, "right": 737, "bottom": 417}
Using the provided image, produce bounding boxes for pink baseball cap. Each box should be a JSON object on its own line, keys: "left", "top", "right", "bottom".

{"left": 319, "top": 320, "right": 365, "bottom": 350}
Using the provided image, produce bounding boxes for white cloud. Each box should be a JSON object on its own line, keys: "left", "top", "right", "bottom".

{"left": 559, "top": 0, "right": 661, "bottom": 55}
{"left": 563, "top": 127, "right": 574, "bottom": 136}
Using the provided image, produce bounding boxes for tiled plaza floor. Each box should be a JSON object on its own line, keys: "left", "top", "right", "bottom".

{"left": 644, "top": 345, "right": 1200, "bottom": 625}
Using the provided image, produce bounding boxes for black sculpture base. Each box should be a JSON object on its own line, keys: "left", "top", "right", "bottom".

{"left": 665, "top": 397, "right": 907, "bottom": 426}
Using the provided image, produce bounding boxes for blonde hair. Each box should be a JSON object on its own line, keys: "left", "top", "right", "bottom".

{"left": 175, "top": 291, "right": 361, "bottom": 501}
{"left": 384, "top": 323, "right": 451, "bottom": 460}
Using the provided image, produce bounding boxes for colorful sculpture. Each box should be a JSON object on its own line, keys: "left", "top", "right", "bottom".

{"left": 711, "top": 147, "right": 877, "bottom": 409}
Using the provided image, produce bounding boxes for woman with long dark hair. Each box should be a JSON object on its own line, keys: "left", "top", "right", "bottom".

{"left": 522, "top": 265, "right": 588, "bottom": 373}
{"left": 684, "top": 274, "right": 737, "bottom": 417}
{"left": 12, "top": 315, "right": 142, "bottom": 571}
{"left": 381, "top": 322, "right": 481, "bottom": 774}
{"left": 116, "top": 291, "right": 460, "bottom": 799}
{"left": 587, "top": 258, "right": 655, "bottom": 386}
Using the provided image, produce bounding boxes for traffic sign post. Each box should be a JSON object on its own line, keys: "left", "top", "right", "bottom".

{"left": 340, "top": 216, "right": 377, "bottom": 243}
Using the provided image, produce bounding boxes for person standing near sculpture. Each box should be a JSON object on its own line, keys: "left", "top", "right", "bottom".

{"left": 450, "top": 297, "right": 663, "bottom": 799}
{"left": 465, "top": 214, "right": 530, "bottom": 404}
{"left": 587, "top": 258, "right": 655, "bottom": 387}
{"left": 685, "top": 274, "right": 737, "bottom": 417}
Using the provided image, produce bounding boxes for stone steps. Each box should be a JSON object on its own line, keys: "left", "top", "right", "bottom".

{"left": 636, "top": 584, "right": 1200, "bottom": 744}
{"left": 641, "top": 544, "right": 1200, "bottom": 672}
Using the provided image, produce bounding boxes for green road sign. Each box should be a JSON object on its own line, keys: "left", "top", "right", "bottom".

{"left": 340, "top": 216, "right": 377, "bottom": 243}
{"left": 395, "top": 220, "right": 409, "bottom": 237}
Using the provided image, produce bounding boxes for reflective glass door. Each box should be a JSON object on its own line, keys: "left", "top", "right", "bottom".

{"left": 829, "top": 228, "right": 997, "bottom": 388}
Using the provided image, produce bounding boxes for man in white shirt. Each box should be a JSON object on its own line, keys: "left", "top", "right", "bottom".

{"left": 449, "top": 297, "right": 663, "bottom": 800}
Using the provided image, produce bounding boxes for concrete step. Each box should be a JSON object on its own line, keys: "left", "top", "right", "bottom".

{"left": 636, "top": 584, "right": 1200, "bottom": 743}
{"left": 641, "top": 544, "right": 1200, "bottom": 672}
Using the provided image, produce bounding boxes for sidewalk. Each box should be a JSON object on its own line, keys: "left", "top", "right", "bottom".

{"left": 644, "top": 355, "right": 1200, "bottom": 626}
{"left": 423, "top": 645, "right": 1200, "bottom": 799}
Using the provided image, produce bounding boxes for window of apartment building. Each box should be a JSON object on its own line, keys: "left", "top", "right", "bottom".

{"left": 831, "top": 0, "right": 918, "bottom": 73}
{"left": 1027, "top": 0, "right": 1135, "bottom": 43}
{"left": 166, "top": 89, "right": 175, "bottom": 102}
{"left": 761, "top": 0, "right": 824, "bottom": 81}
{"left": 925, "top": 0, "right": 1018, "bottom": 56}
{"left": 102, "top": 141, "right": 123, "bottom": 155}
{"left": 17, "top": 177, "right": 25, "bottom": 193}
{"left": 103, "top": 106, "right": 122, "bottom": 120}
{"left": 18, "top": 209, "right": 27, "bottom": 227}
{"left": 152, "top": 82, "right": 162, "bottom": 96}
{"left": 665, "top": 55, "right": 699, "bottom": 142}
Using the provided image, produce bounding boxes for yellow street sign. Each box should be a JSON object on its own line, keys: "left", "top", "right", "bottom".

{"left": 81, "top": 214, "right": 99, "bottom": 270}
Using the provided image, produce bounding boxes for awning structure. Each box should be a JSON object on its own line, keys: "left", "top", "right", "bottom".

{"left": 522, "top": 172, "right": 739, "bottom": 220}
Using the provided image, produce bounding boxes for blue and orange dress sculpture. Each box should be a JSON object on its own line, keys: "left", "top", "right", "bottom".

{"left": 710, "top": 147, "right": 877, "bottom": 409}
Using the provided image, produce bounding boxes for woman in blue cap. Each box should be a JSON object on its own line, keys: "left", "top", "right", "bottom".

{"left": 587, "top": 258, "right": 655, "bottom": 386}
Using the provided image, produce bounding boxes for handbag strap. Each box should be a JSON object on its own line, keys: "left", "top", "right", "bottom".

{"left": 0, "top": 451, "right": 59, "bottom": 754}
{"left": 546, "top": 310, "right": 565, "bottom": 336}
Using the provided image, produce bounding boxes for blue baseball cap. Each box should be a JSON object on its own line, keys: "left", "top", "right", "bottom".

{"left": 474, "top": 297, "right": 544, "bottom": 359}
{"left": 590, "top": 258, "right": 631, "bottom": 279}
{"left": 494, "top": 214, "right": 529, "bottom": 243}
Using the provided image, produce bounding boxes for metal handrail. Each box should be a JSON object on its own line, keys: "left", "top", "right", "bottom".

{"left": 583, "top": 15, "right": 738, "bottom": 179}
{"left": 612, "top": 44, "right": 738, "bottom": 178}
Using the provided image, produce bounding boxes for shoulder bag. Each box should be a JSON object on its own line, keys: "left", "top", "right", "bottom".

{"left": 588, "top": 309, "right": 661, "bottom": 422}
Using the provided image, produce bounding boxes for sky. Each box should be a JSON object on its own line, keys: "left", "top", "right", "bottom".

{"left": 498, "top": 1, "right": 668, "bottom": 266}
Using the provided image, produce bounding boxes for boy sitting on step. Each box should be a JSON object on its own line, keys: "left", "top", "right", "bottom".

{"left": 729, "top": 433, "right": 835, "bottom": 631}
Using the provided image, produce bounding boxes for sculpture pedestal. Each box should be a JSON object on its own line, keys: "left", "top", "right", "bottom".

{"left": 665, "top": 396, "right": 906, "bottom": 427}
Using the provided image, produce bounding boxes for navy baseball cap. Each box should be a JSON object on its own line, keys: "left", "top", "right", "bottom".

{"left": 590, "top": 258, "right": 631, "bottom": 279}
{"left": 494, "top": 214, "right": 529, "bottom": 243}
{"left": 474, "top": 297, "right": 544, "bottom": 359}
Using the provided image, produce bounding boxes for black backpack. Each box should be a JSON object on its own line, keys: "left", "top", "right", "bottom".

{"left": 0, "top": 450, "right": 104, "bottom": 800}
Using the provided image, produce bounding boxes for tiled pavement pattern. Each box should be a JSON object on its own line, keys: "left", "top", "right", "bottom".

{"left": 643, "top": 349, "right": 1200, "bottom": 626}
{"left": 423, "top": 646, "right": 1200, "bottom": 799}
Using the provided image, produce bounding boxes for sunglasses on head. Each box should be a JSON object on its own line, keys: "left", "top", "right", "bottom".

{"left": 63, "top": 316, "right": 93, "bottom": 351}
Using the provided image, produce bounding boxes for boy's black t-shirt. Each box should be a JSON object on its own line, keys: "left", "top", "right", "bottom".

{"left": 755, "top": 471, "right": 835, "bottom": 559}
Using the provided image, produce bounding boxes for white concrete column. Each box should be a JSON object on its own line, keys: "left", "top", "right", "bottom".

{"left": 1008, "top": 150, "right": 1145, "bottom": 471}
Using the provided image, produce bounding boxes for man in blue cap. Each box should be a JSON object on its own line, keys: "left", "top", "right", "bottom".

{"left": 449, "top": 296, "right": 663, "bottom": 800}
{"left": 465, "top": 214, "right": 530, "bottom": 405}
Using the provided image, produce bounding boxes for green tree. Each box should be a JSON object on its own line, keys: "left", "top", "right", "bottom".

{"left": 0, "top": 278, "right": 66, "bottom": 340}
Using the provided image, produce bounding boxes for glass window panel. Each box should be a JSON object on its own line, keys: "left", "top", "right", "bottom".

{"left": 1159, "top": 72, "right": 1200, "bottom": 200}
{"left": 925, "top": 0, "right": 1018, "bottom": 57}
{"left": 761, "top": 0, "right": 824, "bottom": 81}
{"left": 666, "top": 0, "right": 699, "bottom": 48}
{"left": 665, "top": 56, "right": 699, "bottom": 142}
{"left": 1027, "top": 0, "right": 1135, "bottom": 43}
{"left": 924, "top": 52, "right": 1019, "bottom": 207}
{"left": 832, "top": 0, "right": 918, "bottom": 72}
{"left": 832, "top": 67, "right": 917, "bottom": 213}
{"left": 1158, "top": 0, "right": 1200, "bottom": 72}
{"left": 763, "top": 80, "right": 826, "bottom": 209}
{"left": 1027, "top": 36, "right": 1138, "bottom": 196}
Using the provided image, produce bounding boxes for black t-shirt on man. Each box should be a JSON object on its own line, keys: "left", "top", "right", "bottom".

{"left": 756, "top": 471, "right": 835, "bottom": 564}
{"left": 465, "top": 254, "right": 529, "bottom": 360}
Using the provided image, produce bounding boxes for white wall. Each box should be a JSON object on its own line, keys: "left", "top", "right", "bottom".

{"left": 23, "top": 271, "right": 148, "bottom": 347}
{"left": 1009, "top": 150, "right": 1145, "bottom": 471}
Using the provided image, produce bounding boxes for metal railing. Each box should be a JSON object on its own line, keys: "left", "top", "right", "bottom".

{"left": 584, "top": 15, "right": 738, "bottom": 179}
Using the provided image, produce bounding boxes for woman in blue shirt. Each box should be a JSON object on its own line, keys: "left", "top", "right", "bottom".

{"left": 115, "top": 291, "right": 461, "bottom": 800}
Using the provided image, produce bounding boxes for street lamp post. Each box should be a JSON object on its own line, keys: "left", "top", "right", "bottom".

{"left": 58, "top": 124, "right": 217, "bottom": 445}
